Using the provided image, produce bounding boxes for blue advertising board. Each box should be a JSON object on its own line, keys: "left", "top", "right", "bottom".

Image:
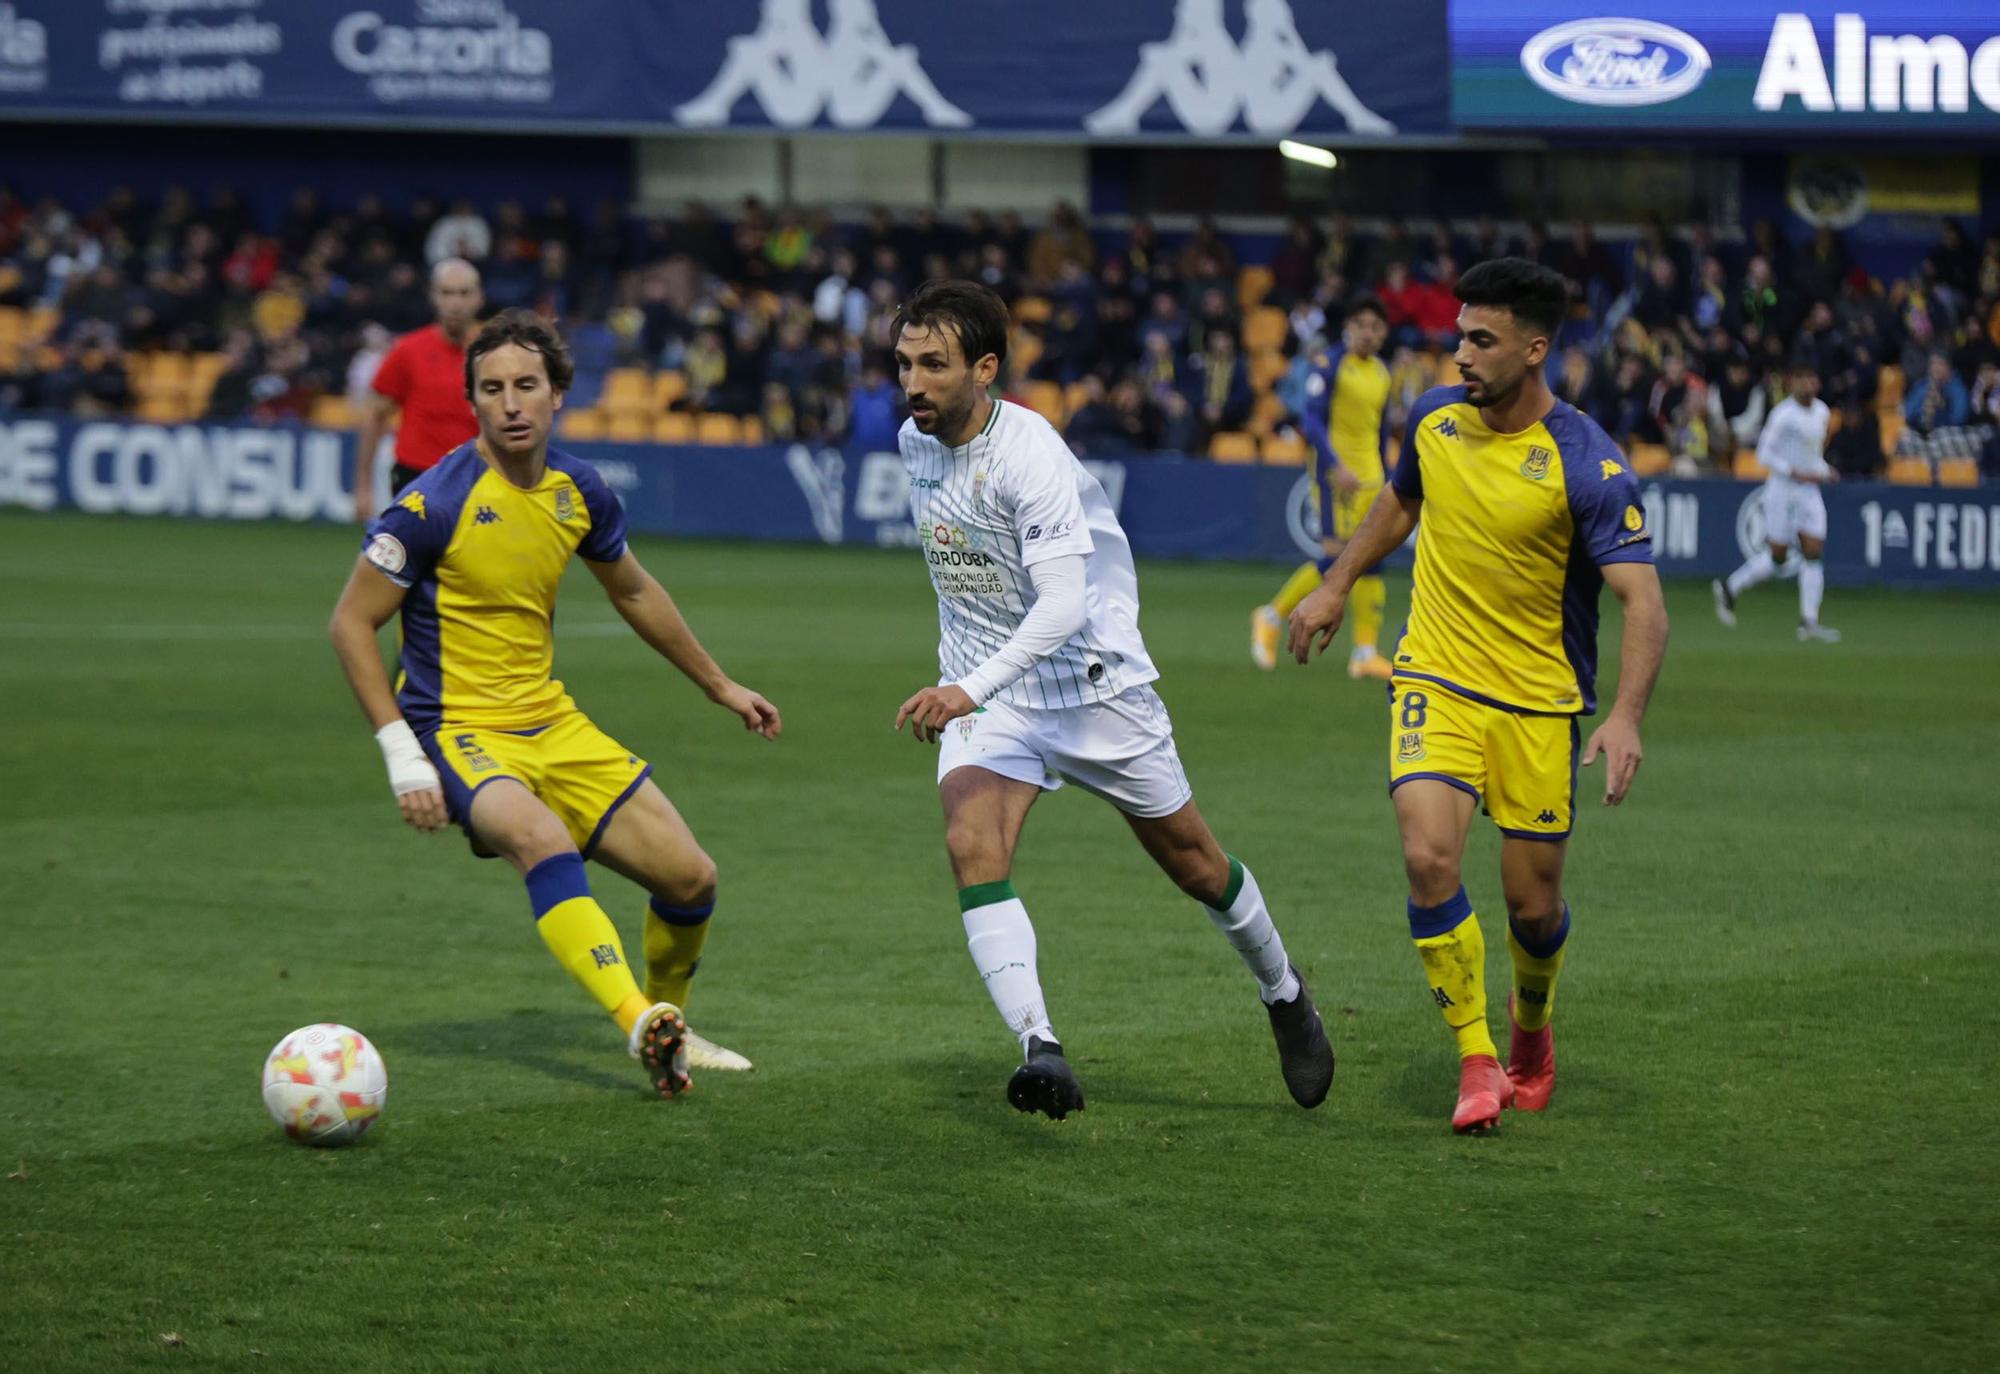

{"left": 0, "top": 1, "right": 1447, "bottom": 139}
{"left": 3, "top": 416, "right": 1997, "bottom": 589}
{"left": 1453, "top": 2, "right": 2000, "bottom": 134}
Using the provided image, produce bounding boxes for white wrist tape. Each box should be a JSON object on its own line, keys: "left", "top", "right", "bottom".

{"left": 375, "top": 720, "right": 441, "bottom": 798}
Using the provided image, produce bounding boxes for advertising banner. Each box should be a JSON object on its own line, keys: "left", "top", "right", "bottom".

{"left": 0, "top": 1, "right": 1447, "bottom": 138}
{"left": 5, "top": 417, "right": 1998, "bottom": 588}
{"left": 1453, "top": 1, "right": 2000, "bottom": 134}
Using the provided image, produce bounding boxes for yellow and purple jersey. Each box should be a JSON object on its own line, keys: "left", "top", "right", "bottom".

{"left": 1303, "top": 345, "right": 1394, "bottom": 524}
{"left": 1389, "top": 386, "right": 1652, "bottom": 716}
{"left": 361, "top": 442, "right": 628, "bottom": 736}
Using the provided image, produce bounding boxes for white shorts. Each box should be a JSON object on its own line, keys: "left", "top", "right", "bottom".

{"left": 1764, "top": 481, "right": 1827, "bottom": 545}
{"left": 936, "top": 684, "right": 1193, "bottom": 819}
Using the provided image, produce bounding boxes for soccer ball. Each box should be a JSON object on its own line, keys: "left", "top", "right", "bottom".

{"left": 261, "top": 1023, "right": 387, "bottom": 1147}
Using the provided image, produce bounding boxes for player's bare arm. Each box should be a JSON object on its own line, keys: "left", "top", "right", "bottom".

{"left": 1289, "top": 485, "right": 1419, "bottom": 663}
{"left": 586, "top": 550, "right": 781, "bottom": 740}
{"left": 328, "top": 553, "right": 448, "bottom": 832}
{"left": 351, "top": 393, "right": 399, "bottom": 523}
{"left": 1581, "top": 561, "right": 1669, "bottom": 807}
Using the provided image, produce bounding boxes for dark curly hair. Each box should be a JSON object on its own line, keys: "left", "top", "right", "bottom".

{"left": 463, "top": 308, "right": 574, "bottom": 398}
{"left": 1453, "top": 257, "right": 1570, "bottom": 341}
{"left": 893, "top": 278, "right": 1010, "bottom": 369}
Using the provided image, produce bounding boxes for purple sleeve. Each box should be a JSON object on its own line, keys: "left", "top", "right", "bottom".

{"left": 1391, "top": 388, "right": 1457, "bottom": 499}
{"left": 572, "top": 462, "right": 628, "bottom": 563}
{"left": 1566, "top": 433, "right": 1654, "bottom": 566}
{"left": 362, "top": 491, "right": 449, "bottom": 588}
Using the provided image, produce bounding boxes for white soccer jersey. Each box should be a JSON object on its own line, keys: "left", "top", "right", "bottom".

{"left": 1757, "top": 396, "right": 1831, "bottom": 488}
{"left": 901, "top": 399, "right": 1159, "bottom": 711}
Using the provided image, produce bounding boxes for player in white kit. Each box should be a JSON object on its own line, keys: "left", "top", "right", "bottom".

{"left": 1714, "top": 362, "right": 1841, "bottom": 642}
{"left": 887, "top": 280, "right": 1336, "bottom": 1118}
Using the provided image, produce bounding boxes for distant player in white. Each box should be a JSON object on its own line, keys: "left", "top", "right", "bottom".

{"left": 888, "top": 280, "right": 1335, "bottom": 1118}
{"left": 1714, "top": 362, "right": 1841, "bottom": 642}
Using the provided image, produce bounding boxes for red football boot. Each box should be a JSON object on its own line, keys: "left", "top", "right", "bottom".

{"left": 1506, "top": 995, "right": 1555, "bottom": 1112}
{"left": 1451, "top": 1053, "right": 1514, "bottom": 1134}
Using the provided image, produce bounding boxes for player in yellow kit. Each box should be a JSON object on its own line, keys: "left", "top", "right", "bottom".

{"left": 1251, "top": 296, "right": 1395, "bottom": 678}
{"left": 328, "top": 309, "right": 781, "bottom": 1099}
{"left": 1288, "top": 259, "right": 1668, "bottom": 1134}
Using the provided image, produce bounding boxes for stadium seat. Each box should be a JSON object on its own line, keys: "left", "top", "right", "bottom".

{"left": 1248, "top": 348, "right": 1289, "bottom": 393}
{"left": 1877, "top": 365, "right": 1905, "bottom": 412}
{"left": 1260, "top": 432, "right": 1309, "bottom": 465}
{"left": 140, "top": 352, "right": 192, "bottom": 397}
{"left": 600, "top": 367, "right": 652, "bottom": 415}
{"left": 1249, "top": 392, "right": 1287, "bottom": 436}
{"left": 696, "top": 412, "right": 742, "bottom": 445}
{"left": 0, "top": 340, "right": 18, "bottom": 373}
{"left": 137, "top": 394, "right": 189, "bottom": 424}
{"left": 1937, "top": 458, "right": 1981, "bottom": 488}
{"left": 1878, "top": 412, "right": 1903, "bottom": 456}
{"left": 1208, "top": 431, "right": 1258, "bottom": 463}
{"left": 309, "top": 396, "right": 356, "bottom": 429}
{"left": 1886, "top": 456, "right": 1934, "bottom": 485}
{"left": 739, "top": 416, "right": 766, "bottom": 445}
{"left": 1236, "top": 265, "right": 1274, "bottom": 312}
{"left": 25, "top": 305, "right": 58, "bottom": 341}
{"left": 653, "top": 413, "right": 695, "bottom": 444}
{"left": 1627, "top": 443, "right": 1672, "bottom": 477}
{"left": 1013, "top": 296, "right": 1052, "bottom": 325}
{"left": 1242, "top": 306, "right": 1287, "bottom": 354}
{"left": 1732, "top": 450, "right": 1768, "bottom": 480}
{"left": 559, "top": 407, "right": 608, "bottom": 441}
{"left": 1009, "top": 329, "right": 1043, "bottom": 375}
{"left": 607, "top": 413, "right": 651, "bottom": 444}
{"left": 1063, "top": 380, "right": 1093, "bottom": 419}
{"left": 0, "top": 306, "right": 22, "bottom": 344}
{"left": 1025, "top": 380, "right": 1066, "bottom": 427}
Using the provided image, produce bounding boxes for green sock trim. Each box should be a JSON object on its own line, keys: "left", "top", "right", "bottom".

{"left": 1220, "top": 856, "right": 1246, "bottom": 910}
{"left": 957, "top": 879, "right": 1017, "bottom": 913}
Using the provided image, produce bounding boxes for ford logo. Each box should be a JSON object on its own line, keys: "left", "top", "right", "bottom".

{"left": 1520, "top": 17, "right": 1710, "bottom": 107}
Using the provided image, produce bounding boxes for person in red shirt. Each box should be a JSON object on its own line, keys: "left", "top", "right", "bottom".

{"left": 353, "top": 257, "right": 484, "bottom": 521}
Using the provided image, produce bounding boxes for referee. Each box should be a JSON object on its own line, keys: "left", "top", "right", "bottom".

{"left": 353, "top": 257, "right": 484, "bottom": 520}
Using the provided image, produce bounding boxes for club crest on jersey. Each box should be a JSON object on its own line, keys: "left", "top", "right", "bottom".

{"left": 397, "top": 490, "right": 426, "bottom": 519}
{"left": 554, "top": 487, "right": 576, "bottom": 522}
{"left": 1397, "top": 730, "right": 1426, "bottom": 763}
{"left": 1519, "top": 446, "right": 1552, "bottom": 480}
{"left": 1623, "top": 504, "right": 1644, "bottom": 532}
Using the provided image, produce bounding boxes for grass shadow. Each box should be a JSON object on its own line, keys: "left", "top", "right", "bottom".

{"left": 390, "top": 1008, "right": 638, "bottom": 1094}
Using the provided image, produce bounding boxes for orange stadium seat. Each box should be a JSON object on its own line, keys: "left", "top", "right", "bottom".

{"left": 1008, "top": 329, "right": 1043, "bottom": 375}
{"left": 1627, "top": 443, "right": 1672, "bottom": 477}
{"left": 139, "top": 352, "right": 192, "bottom": 398}
{"left": 1063, "top": 380, "right": 1093, "bottom": 419}
{"left": 1878, "top": 412, "right": 1903, "bottom": 456}
{"left": 309, "top": 396, "right": 356, "bottom": 429}
{"left": 606, "top": 413, "right": 651, "bottom": 444}
{"left": 651, "top": 370, "right": 687, "bottom": 409}
{"left": 25, "top": 305, "right": 58, "bottom": 341}
{"left": 137, "top": 394, "right": 190, "bottom": 424}
{"left": 1248, "top": 349, "right": 1289, "bottom": 393}
{"left": 1260, "top": 431, "right": 1309, "bottom": 465}
{"left": 653, "top": 413, "right": 695, "bottom": 444}
{"left": 1886, "top": 456, "right": 1933, "bottom": 485}
{"left": 1249, "top": 392, "right": 1288, "bottom": 436}
{"left": 1937, "top": 458, "right": 1981, "bottom": 488}
{"left": 739, "top": 416, "right": 766, "bottom": 445}
{"left": 1024, "top": 381, "right": 1066, "bottom": 427}
{"left": 1208, "top": 431, "right": 1258, "bottom": 463}
{"left": 0, "top": 306, "right": 23, "bottom": 344}
{"left": 1876, "top": 365, "right": 1905, "bottom": 412}
{"left": 559, "top": 407, "right": 608, "bottom": 441}
{"left": 600, "top": 368, "right": 652, "bottom": 416}
{"left": 696, "top": 413, "right": 742, "bottom": 445}
{"left": 1732, "top": 450, "right": 1768, "bottom": 481}
{"left": 1236, "top": 265, "right": 1274, "bottom": 312}
{"left": 1013, "top": 296, "right": 1053, "bottom": 326}
{"left": 1241, "top": 306, "right": 1287, "bottom": 354}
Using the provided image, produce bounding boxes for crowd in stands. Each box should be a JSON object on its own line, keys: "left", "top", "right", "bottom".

{"left": 2, "top": 180, "right": 1997, "bottom": 483}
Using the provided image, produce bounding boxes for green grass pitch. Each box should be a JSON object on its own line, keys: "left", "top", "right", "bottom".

{"left": 2, "top": 510, "right": 1995, "bottom": 1371}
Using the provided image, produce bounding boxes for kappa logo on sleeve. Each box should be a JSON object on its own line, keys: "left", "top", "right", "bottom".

{"left": 1601, "top": 458, "right": 1625, "bottom": 481}
{"left": 365, "top": 533, "right": 407, "bottom": 575}
{"left": 397, "top": 490, "right": 426, "bottom": 519}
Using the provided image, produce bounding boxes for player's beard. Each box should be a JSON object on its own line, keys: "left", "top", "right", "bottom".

{"left": 916, "top": 386, "right": 974, "bottom": 441}
{"left": 1464, "top": 364, "right": 1522, "bottom": 411}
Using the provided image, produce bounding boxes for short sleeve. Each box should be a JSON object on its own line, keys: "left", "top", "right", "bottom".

{"left": 1391, "top": 387, "right": 1459, "bottom": 500}
{"left": 569, "top": 461, "right": 627, "bottom": 563}
{"left": 362, "top": 489, "right": 450, "bottom": 588}
{"left": 1563, "top": 428, "right": 1653, "bottom": 567}
{"left": 371, "top": 338, "right": 412, "bottom": 403}
{"left": 1008, "top": 436, "right": 1093, "bottom": 568}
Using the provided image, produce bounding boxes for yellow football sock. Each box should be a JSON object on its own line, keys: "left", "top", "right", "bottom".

{"left": 644, "top": 897, "right": 714, "bottom": 1013}
{"left": 1271, "top": 561, "right": 1324, "bottom": 618}
{"left": 1507, "top": 905, "right": 1570, "bottom": 1033}
{"left": 1350, "top": 573, "right": 1386, "bottom": 653}
{"left": 1410, "top": 888, "right": 1497, "bottom": 1061}
{"left": 525, "top": 854, "right": 651, "bottom": 1034}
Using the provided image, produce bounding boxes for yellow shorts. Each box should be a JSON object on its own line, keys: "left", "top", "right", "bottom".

{"left": 1386, "top": 678, "right": 1579, "bottom": 840}
{"left": 422, "top": 710, "right": 652, "bottom": 856}
{"left": 1331, "top": 479, "right": 1381, "bottom": 542}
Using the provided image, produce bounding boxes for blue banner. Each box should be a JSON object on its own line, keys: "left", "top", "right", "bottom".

{"left": 1453, "top": 1, "right": 2000, "bottom": 133}
{"left": 4, "top": 416, "right": 1998, "bottom": 587}
{"left": 0, "top": 1, "right": 1446, "bottom": 138}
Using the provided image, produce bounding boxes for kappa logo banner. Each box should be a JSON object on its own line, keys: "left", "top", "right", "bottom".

{"left": 1454, "top": 2, "right": 2000, "bottom": 132}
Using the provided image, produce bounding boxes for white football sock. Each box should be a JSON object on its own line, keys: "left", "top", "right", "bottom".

{"left": 1206, "top": 858, "right": 1301, "bottom": 1005}
{"left": 961, "top": 890, "right": 1054, "bottom": 1053}
{"left": 1726, "top": 550, "right": 1777, "bottom": 598}
{"left": 1799, "top": 559, "right": 1825, "bottom": 625}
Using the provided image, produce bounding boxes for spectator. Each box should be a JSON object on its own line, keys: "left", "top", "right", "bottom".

{"left": 1707, "top": 351, "right": 1768, "bottom": 458}
{"left": 1026, "top": 202, "right": 1094, "bottom": 288}
{"left": 1186, "top": 328, "right": 1251, "bottom": 443}
{"left": 1631, "top": 256, "right": 1682, "bottom": 332}
{"left": 1825, "top": 395, "right": 1882, "bottom": 479}
{"left": 1269, "top": 216, "right": 1322, "bottom": 305}
{"left": 848, "top": 358, "right": 902, "bottom": 451}
{"left": 424, "top": 198, "right": 491, "bottom": 265}
{"left": 1906, "top": 351, "right": 1970, "bottom": 434}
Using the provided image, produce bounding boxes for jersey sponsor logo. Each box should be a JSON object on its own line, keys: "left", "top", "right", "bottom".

{"left": 1024, "top": 520, "right": 1073, "bottom": 543}
{"left": 1623, "top": 504, "right": 1645, "bottom": 532}
{"left": 675, "top": 0, "right": 971, "bottom": 130}
{"left": 1519, "top": 18, "right": 1711, "bottom": 109}
{"left": 1396, "top": 729, "right": 1426, "bottom": 763}
{"left": 0, "top": 5, "right": 49, "bottom": 95}
{"left": 333, "top": 3, "right": 555, "bottom": 108}
{"left": 1086, "top": 0, "right": 1395, "bottom": 137}
{"left": 1519, "top": 446, "right": 1552, "bottom": 481}
{"left": 474, "top": 504, "right": 501, "bottom": 524}
{"left": 365, "top": 532, "right": 408, "bottom": 575}
{"left": 1433, "top": 416, "right": 1460, "bottom": 439}
{"left": 398, "top": 490, "right": 427, "bottom": 519}
{"left": 554, "top": 486, "right": 576, "bottom": 522}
